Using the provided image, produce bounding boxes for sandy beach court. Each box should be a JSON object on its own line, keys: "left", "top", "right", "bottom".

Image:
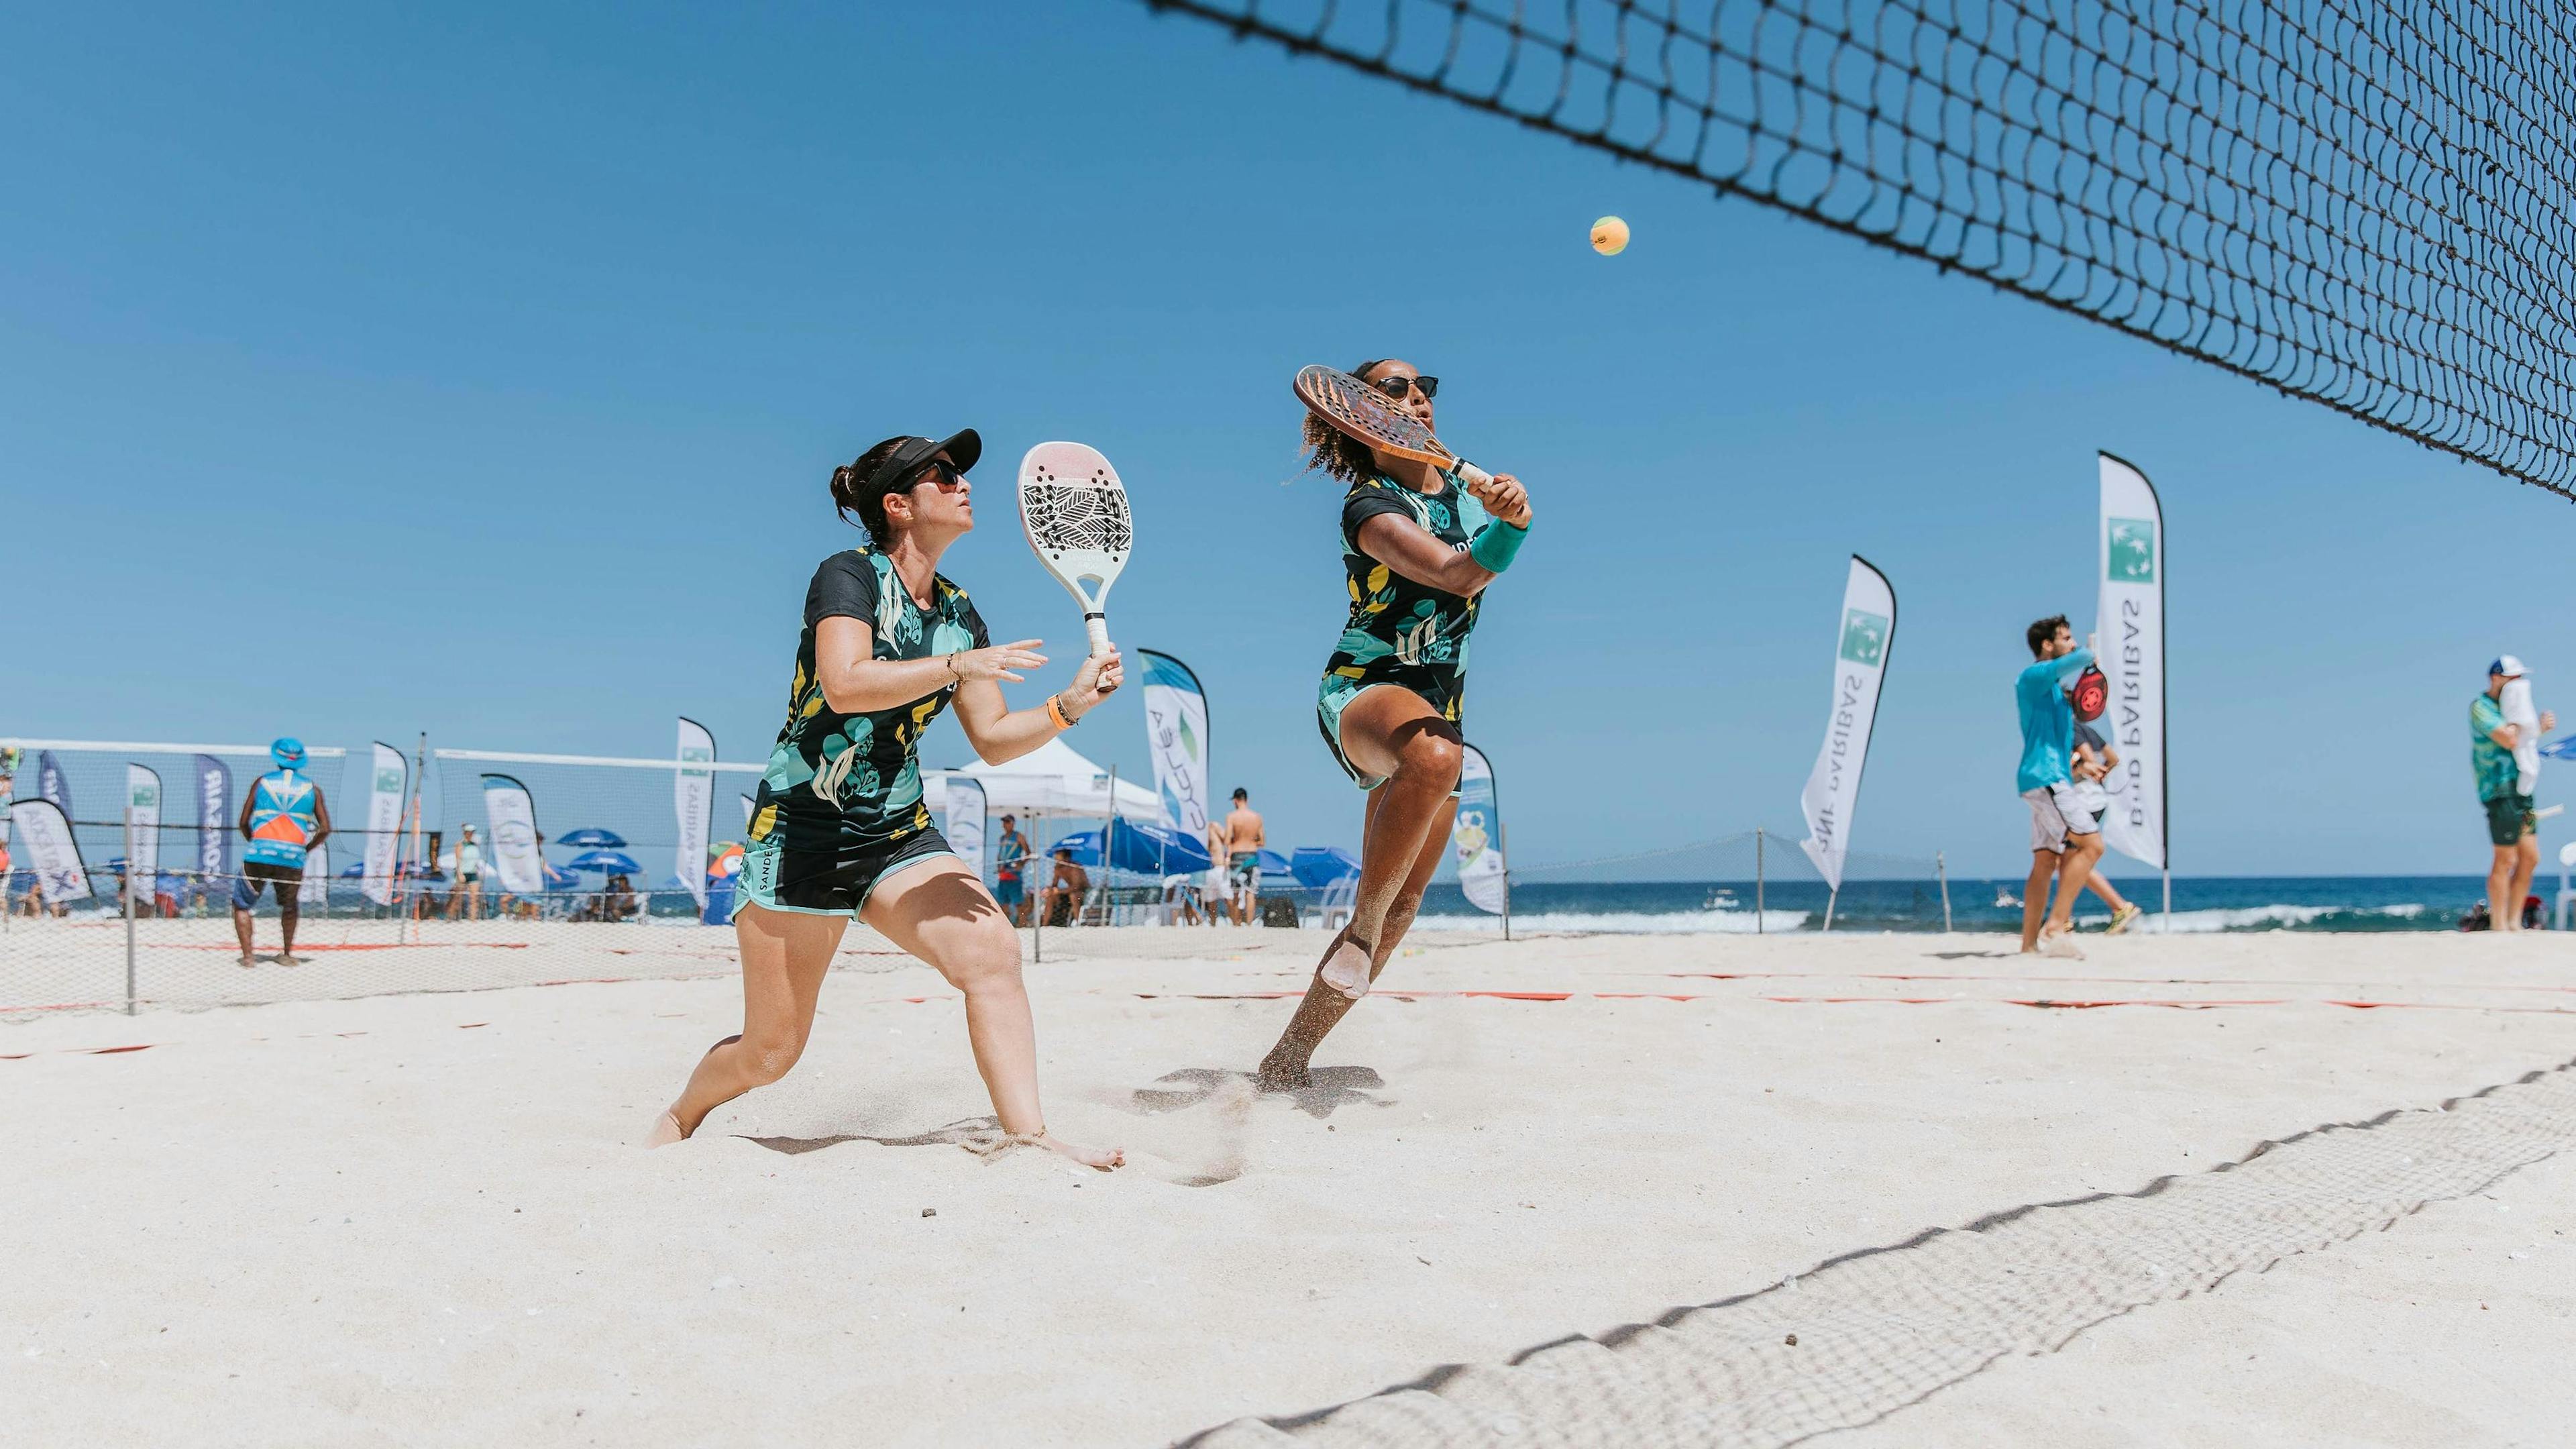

{"left": 7, "top": 926, "right": 2575, "bottom": 1446}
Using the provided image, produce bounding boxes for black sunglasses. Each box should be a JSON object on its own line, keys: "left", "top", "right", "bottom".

{"left": 1371, "top": 374, "right": 1440, "bottom": 400}
{"left": 910, "top": 459, "right": 967, "bottom": 490}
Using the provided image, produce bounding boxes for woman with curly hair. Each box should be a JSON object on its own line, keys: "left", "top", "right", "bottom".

{"left": 648, "top": 429, "right": 1124, "bottom": 1169}
{"left": 1258, "top": 360, "right": 1533, "bottom": 1089}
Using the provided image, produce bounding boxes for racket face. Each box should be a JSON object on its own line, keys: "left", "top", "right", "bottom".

{"left": 1293, "top": 364, "right": 1450, "bottom": 466}
{"left": 1018, "top": 441, "right": 1132, "bottom": 600}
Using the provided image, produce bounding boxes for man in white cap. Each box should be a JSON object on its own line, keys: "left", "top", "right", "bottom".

{"left": 2472, "top": 658, "right": 2553, "bottom": 932}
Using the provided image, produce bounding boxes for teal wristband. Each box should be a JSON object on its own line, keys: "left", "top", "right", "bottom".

{"left": 1468, "top": 519, "right": 1527, "bottom": 573}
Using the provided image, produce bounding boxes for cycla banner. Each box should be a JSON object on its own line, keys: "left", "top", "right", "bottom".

{"left": 1451, "top": 744, "right": 1509, "bottom": 915}
{"left": 2096, "top": 452, "right": 2167, "bottom": 870}
{"left": 126, "top": 764, "right": 163, "bottom": 881}
{"left": 9, "top": 798, "right": 92, "bottom": 904}
{"left": 675, "top": 717, "right": 715, "bottom": 910}
{"left": 1799, "top": 555, "right": 1896, "bottom": 894}
{"left": 479, "top": 774, "right": 547, "bottom": 895}
{"left": 363, "top": 742, "right": 407, "bottom": 906}
{"left": 1136, "top": 649, "right": 1212, "bottom": 838}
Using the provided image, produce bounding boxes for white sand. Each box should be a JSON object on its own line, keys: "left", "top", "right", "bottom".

{"left": 5, "top": 926, "right": 2574, "bottom": 1446}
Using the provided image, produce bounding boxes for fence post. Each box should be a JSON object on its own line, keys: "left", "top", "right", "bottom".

{"left": 123, "top": 806, "right": 138, "bottom": 1016}
{"left": 1754, "top": 827, "right": 1765, "bottom": 934}
{"left": 1499, "top": 822, "right": 1513, "bottom": 943}
{"left": 1937, "top": 851, "right": 1952, "bottom": 932}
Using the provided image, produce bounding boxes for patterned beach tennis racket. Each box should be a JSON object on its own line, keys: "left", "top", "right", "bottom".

{"left": 1018, "top": 441, "right": 1132, "bottom": 657}
{"left": 1293, "top": 364, "right": 1497, "bottom": 489}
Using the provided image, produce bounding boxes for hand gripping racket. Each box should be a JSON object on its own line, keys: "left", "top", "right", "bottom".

{"left": 1018, "top": 441, "right": 1132, "bottom": 657}
{"left": 1294, "top": 364, "right": 1497, "bottom": 490}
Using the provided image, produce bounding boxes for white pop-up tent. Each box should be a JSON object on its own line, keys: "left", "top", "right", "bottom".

{"left": 922, "top": 736, "right": 1161, "bottom": 823}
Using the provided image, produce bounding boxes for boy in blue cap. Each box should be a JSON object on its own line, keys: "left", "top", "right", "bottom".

{"left": 233, "top": 737, "right": 332, "bottom": 966}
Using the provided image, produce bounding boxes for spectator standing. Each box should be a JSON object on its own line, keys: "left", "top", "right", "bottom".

{"left": 233, "top": 737, "right": 331, "bottom": 967}
{"left": 2472, "top": 657, "right": 2555, "bottom": 933}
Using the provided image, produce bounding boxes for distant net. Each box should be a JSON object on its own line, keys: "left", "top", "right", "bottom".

{"left": 1142, "top": 0, "right": 2576, "bottom": 499}
{"left": 1186, "top": 1055, "right": 2576, "bottom": 1446}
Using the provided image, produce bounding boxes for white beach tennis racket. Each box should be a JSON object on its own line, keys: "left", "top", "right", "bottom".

{"left": 1294, "top": 364, "right": 1497, "bottom": 490}
{"left": 1018, "top": 441, "right": 1132, "bottom": 657}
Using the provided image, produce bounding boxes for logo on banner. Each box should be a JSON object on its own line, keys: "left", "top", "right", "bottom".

{"left": 2107, "top": 518, "right": 2157, "bottom": 582}
{"left": 1837, "top": 608, "right": 1890, "bottom": 667}
{"left": 376, "top": 766, "right": 404, "bottom": 793}
{"left": 132, "top": 781, "right": 158, "bottom": 808}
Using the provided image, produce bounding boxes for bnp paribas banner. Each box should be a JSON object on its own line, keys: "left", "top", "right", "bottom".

{"left": 9, "top": 798, "right": 91, "bottom": 904}
{"left": 362, "top": 742, "right": 407, "bottom": 906}
{"left": 195, "top": 755, "right": 233, "bottom": 883}
{"left": 675, "top": 717, "right": 715, "bottom": 909}
{"left": 125, "top": 765, "right": 163, "bottom": 881}
{"left": 2096, "top": 452, "right": 2167, "bottom": 869}
{"left": 944, "top": 775, "right": 989, "bottom": 883}
{"left": 1136, "top": 649, "right": 1212, "bottom": 837}
{"left": 480, "top": 774, "right": 546, "bottom": 895}
{"left": 1451, "top": 744, "right": 1508, "bottom": 915}
{"left": 1799, "top": 555, "right": 1896, "bottom": 894}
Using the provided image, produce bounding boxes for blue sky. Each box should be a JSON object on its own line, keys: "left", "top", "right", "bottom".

{"left": 5, "top": 3, "right": 2567, "bottom": 878}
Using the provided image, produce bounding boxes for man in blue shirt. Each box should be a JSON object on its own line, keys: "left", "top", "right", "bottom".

{"left": 233, "top": 737, "right": 331, "bottom": 966}
{"left": 2017, "top": 616, "right": 2101, "bottom": 957}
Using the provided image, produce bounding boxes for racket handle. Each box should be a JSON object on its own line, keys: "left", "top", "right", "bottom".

{"left": 1085, "top": 615, "right": 1112, "bottom": 657}
{"left": 1452, "top": 460, "right": 1495, "bottom": 489}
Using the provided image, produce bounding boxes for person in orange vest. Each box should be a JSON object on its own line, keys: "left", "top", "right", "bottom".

{"left": 233, "top": 737, "right": 332, "bottom": 967}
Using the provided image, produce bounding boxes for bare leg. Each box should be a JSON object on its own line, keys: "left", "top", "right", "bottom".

{"left": 231, "top": 906, "right": 258, "bottom": 967}
{"left": 2047, "top": 834, "right": 2103, "bottom": 937}
{"left": 1309, "top": 689, "right": 1464, "bottom": 1000}
{"left": 2485, "top": 844, "right": 2516, "bottom": 932}
{"left": 1259, "top": 780, "right": 1456, "bottom": 1089}
{"left": 2018, "top": 851, "right": 2055, "bottom": 953}
{"left": 655, "top": 901, "right": 839, "bottom": 1142}
{"left": 2504, "top": 835, "right": 2540, "bottom": 931}
{"left": 276, "top": 900, "right": 301, "bottom": 965}
{"left": 866, "top": 857, "right": 1121, "bottom": 1170}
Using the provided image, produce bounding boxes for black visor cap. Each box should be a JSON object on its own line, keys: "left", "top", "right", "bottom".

{"left": 863, "top": 428, "right": 983, "bottom": 499}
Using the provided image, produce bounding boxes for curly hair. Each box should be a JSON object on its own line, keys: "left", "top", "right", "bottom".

{"left": 1300, "top": 358, "right": 1398, "bottom": 486}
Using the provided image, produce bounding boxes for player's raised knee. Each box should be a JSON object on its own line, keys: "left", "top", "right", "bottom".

{"left": 936, "top": 922, "right": 1024, "bottom": 994}
{"left": 740, "top": 1032, "right": 807, "bottom": 1086}
{"left": 1397, "top": 730, "right": 1463, "bottom": 788}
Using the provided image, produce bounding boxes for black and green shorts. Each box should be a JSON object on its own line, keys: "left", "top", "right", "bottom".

{"left": 2483, "top": 793, "right": 2537, "bottom": 848}
{"left": 737, "top": 825, "right": 956, "bottom": 918}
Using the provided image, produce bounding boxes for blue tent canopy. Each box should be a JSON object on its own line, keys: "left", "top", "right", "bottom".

{"left": 2542, "top": 735, "right": 2575, "bottom": 759}
{"left": 1047, "top": 821, "right": 1214, "bottom": 875}
{"left": 567, "top": 849, "right": 643, "bottom": 875}
{"left": 1288, "top": 845, "right": 1360, "bottom": 888}
{"left": 556, "top": 828, "right": 627, "bottom": 849}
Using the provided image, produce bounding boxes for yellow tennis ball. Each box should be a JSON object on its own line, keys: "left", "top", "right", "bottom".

{"left": 1590, "top": 215, "right": 1629, "bottom": 256}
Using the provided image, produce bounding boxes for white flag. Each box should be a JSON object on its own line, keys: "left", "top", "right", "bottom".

{"left": 945, "top": 776, "right": 989, "bottom": 883}
{"left": 479, "top": 774, "right": 546, "bottom": 894}
{"left": 362, "top": 742, "right": 407, "bottom": 906}
{"left": 676, "top": 717, "right": 715, "bottom": 908}
{"left": 2096, "top": 453, "right": 2167, "bottom": 869}
{"left": 1138, "top": 650, "right": 1212, "bottom": 835}
{"left": 125, "top": 765, "right": 162, "bottom": 882}
{"left": 300, "top": 840, "right": 331, "bottom": 907}
{"left": 1452, "top": 745, "right": 1509, "bottom": 915}
{"left": 9, "top": 798, "right": 91, "bottom": 904}
{"left": 1799, "top": 555, "right": 1896, "bottom": 893}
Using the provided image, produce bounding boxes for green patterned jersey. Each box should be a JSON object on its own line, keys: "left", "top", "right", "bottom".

{"left": 751, "top": 548, "right": 989, "bottom": 853}
{"left": 1320, "top": 471, "right": 1491, "bottom": 723}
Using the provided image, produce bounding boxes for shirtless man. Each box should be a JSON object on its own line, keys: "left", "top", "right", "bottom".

{"left": 1220, "top": 787, "right": 1265, "bottom": 925}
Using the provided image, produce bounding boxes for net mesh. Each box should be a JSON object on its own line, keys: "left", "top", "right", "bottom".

{"left": 1185, "top": 1054, "right": 2576, "bottom": 1446}
{"left": 1147, "top": 0, "right": 2576, "bottom": 500}
{"left": 1021, "top": 481, "right": 1134, "bottom": 556}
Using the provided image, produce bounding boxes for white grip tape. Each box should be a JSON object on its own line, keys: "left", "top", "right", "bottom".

{"left": 1085, "top": 616, "right": 1112, "bottom": 657}
{"left": 1452, "top": 459, "right": 1495, "bottom": 489}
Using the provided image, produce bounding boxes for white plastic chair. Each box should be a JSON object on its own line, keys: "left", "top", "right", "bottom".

{"left": 2557, "top": 841, "right": 2575, "bottom": 932}
{"left": 1316, "top": 875, "right": 1358, "bottom": 932}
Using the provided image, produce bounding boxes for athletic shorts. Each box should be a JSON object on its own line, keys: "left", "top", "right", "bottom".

{"left": 991, "top": 875, "right": 1024, "bottom": 907}
{"left": 1316, "top": 675, "right": 1465, "bottom": 796}
{"left": 231, "top": 860, "right": 304, "bottom": 910}
{"left": 1228, "top": 852, "right": 1261, "bottom": 893}
{"left": 737, "top": 826, "right": 957, "bottom": 919}
{"left": 2484, "top": 793, "right": 2538, "bottom": 848}
{"left": 2023, "top": 783, "right": 2100, "bottom": 854}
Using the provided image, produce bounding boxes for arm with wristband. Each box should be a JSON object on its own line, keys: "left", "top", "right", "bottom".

{"left": 1351, "top": 468, "right": 1533, "bottom": 597}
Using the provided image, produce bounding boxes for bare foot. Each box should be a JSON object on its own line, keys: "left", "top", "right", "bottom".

{"left": 1317, "top": 933, "right": 1374, "bottom": 1000}
{"left": 1026, "top": 1133, "right": 1124, "bottom": 1171}
{"left": 643, "top": 1110, "right": 686, "bottom": 1148}
{"left": 2036, "top": 928, "right": 2084, "bottom": 961}
{"left": 275, "top": 953, "right": 304, "bottom": 967}
{"left": 237, "top": 954, "right": 259, "bottom": 969}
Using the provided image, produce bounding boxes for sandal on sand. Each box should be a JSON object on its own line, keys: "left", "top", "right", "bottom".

{"left": 2037, "top": 929, "right": 2085, "bottom": 961}
{"left": 2105, "top": 903, "right": 2141, "bottom": 935}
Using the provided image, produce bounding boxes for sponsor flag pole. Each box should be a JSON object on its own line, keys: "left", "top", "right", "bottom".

{"left": 675, "top": 718, "right": 715, "bottom": 911}
{"left": 1800, "top": 555, "right": 1898, "bottom": 934}
{"left": 1450, "top": 745, "right": 1509, "bottom": 930}
{"left": 123, "top": 806, "right": 138, "bottom": 1016}
{"left": 1137, "top": 649, "right": 1214, "bottom": 900}
{"left": 2096, "top": 453, "right": 2169, "bottom": 923}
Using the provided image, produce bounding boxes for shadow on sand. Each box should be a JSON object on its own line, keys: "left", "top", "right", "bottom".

{"left": 1132, "top": 1065, "right": 1390, "bottom": 1121}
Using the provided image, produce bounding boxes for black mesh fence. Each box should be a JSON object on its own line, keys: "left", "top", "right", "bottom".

{"left": 1141, "top": 0, "right": 2576, "bottom": 498}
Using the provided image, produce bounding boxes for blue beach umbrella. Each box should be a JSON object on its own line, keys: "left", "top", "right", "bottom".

{"left": 339, "top": 862, "right": 368, "bottom": 877}
{"left": 568, "top": 849, "right": 643, "bottom": 875}
{"left": 557, "top": 828, "right": 627, "bottom": 849}
{"left": 2541, "top": 735, "right": 2575, "bottom": 760}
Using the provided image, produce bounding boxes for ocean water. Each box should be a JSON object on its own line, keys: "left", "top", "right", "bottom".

{"left": 1411, "top": 876, "right": 2550, "bottom": 934}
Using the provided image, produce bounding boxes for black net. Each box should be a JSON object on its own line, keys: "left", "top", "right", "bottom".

{"left": 1142, "top": 0, "right": 2576, "bottom": 499}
